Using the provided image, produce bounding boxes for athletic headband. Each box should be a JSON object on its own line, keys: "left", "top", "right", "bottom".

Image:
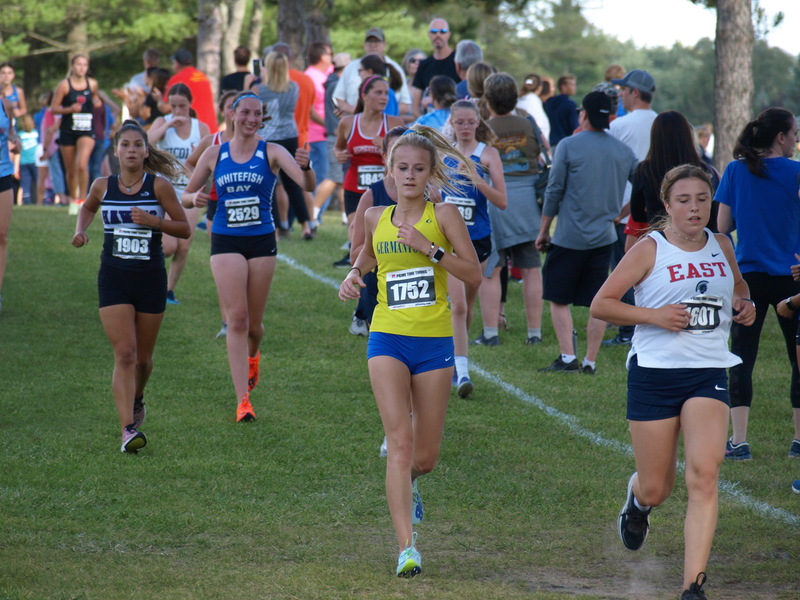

{"left": 360, "top": 75, "right": 385, "bottom": 96}
{"left": 232, "top": 93, "right": 260, "bottom": 110}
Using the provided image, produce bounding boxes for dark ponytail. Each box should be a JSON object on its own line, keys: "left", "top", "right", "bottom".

{"left": 733, "top": 107, "right": 794, "bottom": 177}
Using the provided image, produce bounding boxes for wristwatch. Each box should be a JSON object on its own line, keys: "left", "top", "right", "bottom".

{"left": 429, "top": 246, "right": 446, "bottom": 263}
{"left": 301, "top": 160, "right": 313, "bottom": 171}
{"left": 786, "top": 297, "right": 797, "bottom": 311}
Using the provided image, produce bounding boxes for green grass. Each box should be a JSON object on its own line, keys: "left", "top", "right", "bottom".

{"left": 0, "top": 206, "right": 798, "bottom": 600}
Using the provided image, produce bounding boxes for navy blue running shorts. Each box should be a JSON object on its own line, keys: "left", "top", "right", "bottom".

{"left": 367, "top": 332, "right": 454, "bottom": 375}
{"left": 98, "top": 263, "right": 167, "bottom": 313}
{"left": 472, "top": 235, "right": 492, "bottom": 263}
{"left": 210, "top": 231, "right": 277, "bottom": 259}
{"left": 0, "top": 175, "right": 13, "bottom": 193}
{"left": 206, "top": 199, "right": 218, "bottom": 222}
{"left": 626, "top": 354, "right": 730, "bottom": 421}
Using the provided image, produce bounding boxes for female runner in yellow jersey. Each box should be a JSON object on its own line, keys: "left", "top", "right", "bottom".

{"left": 339, "top": 125, "right": 481, "bottom": 578}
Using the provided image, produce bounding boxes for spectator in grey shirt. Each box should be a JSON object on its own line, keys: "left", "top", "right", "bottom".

{"left": 535, "top": 91, "right": 637, "bottom": 375}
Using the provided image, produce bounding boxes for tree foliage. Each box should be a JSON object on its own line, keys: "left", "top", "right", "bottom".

{"left": 0, "top": 0, "right": 797, "bottom": 134}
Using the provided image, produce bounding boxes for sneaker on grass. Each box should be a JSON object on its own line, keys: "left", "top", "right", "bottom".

{"left": 248, "top": 351, "right": 260, "bottom": 391}
{"left": 456, "top": 376, "right": 473, "bottom": 399}
{"left": 788, "top": 439, "right": 800, "bottom": 458}
{"left": 538, "top": 357, "right": 578, "bottom": 373}
{"left": 396, "top": 532, "right": 421, "bottom": 578}
{"left": 724, "top": 438, "right": 752, "bottom": 460}
{"left": 618, "top": 472, "right": 650, "bottom": 551}
{"left": 121, "top": 425, "right": 147, "bottom": 453}
{"left": 379, "top": 436, "right": 387, "bottom": 458}
{"left": 236, "top": 394, "right": 256, "bottom": 422}
{"left": 412, "top": 479, "right": 424, "bottom": 525}
{"left": 471, "top": 333, "right": 499, "bottom": 346}
{"left": 680, "top": 572, "right": 708, "bottom": 600}
{"left": 349, "top": 315, "right": 369, "bottom": 337}
{"left": 132, "top": 395, "right": 146, "bottom": 429}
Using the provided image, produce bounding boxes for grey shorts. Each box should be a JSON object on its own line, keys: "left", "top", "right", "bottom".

{"left": 494, "top": 240, "right": 542, "bottom": 270}
{"left": 327, "top": 136, "right": 343, "bottom": 184}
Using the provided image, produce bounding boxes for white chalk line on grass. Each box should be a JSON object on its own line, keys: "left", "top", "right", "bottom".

{"left": 279, "top": 253, "right": 800, "bottom": 527}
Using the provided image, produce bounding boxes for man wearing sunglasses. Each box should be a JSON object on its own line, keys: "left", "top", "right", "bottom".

{"left": 411, "top": 18, "right": 461, "bottom": 118}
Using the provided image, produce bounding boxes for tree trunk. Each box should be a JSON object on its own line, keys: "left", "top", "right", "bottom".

{"left": 304, "top": 0, "right": 333, "bottom": 59}
{"left": 714, "top": 0, "right": 753, "bottom": 173}
{"left": 277, "top": 0, "right": 305, "bottom": 69}
{"left": 247, "top": 0, "right": 265, "bottom": 60}
{"left": 198, "top": 0, "right": 223, "bottom": 100}
{"left": 221, "top": 0, "right": 248, "bottom": 75}
{"left": 66, "top": 10, "right": 89, "bottom": 61}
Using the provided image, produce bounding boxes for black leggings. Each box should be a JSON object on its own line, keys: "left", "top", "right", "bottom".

{"left": 729, "top": 272, "right": 800, "bottom": 408}
{"left": 271, "top": 137, "right": 309, "bottom": 224}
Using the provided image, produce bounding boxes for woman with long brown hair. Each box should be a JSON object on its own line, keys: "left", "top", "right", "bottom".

{"left": 51, "top": 54, "right": 102, "bottom": 204}
{"left": 72, "top": 120, "right": 190, "bottom": 453}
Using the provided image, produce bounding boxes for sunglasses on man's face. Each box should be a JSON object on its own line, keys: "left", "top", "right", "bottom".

{"left": 429, "top": 28, "right": 448, "bottom": 34}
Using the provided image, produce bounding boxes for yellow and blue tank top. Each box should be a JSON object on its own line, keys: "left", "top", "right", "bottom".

{"left": 371, "top": 202, "right": 453, "bottom": 337}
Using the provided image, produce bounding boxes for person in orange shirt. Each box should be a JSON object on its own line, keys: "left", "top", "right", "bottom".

{"left": 273, "top": 43, "right": 322, "bottom": 235}
{"left": 163, "top": 48, "right": 218, "bottom": 134}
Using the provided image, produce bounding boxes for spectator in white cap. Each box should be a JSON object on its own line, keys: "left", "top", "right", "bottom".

{"left": 604, "top": 69, "right": 658, "bottom": 347}
{"left": 332, "top": 27, "right": 411, "bottom": 117}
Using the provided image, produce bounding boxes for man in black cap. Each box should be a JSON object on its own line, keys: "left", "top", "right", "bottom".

{"left": 332, "top": 27, "right": 411, "bottom": 116}
{"left": 535, "top": 91, "right": 638, "bottom": 375}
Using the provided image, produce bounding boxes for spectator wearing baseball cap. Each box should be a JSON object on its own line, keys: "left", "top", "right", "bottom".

{"left": 332, "top": 27, "right": 411, "bottom": 117}
{"left": 606, "top": 69, "right": 658, "bottom": 346}
{"left": 535, "top": 90, "right": 638, "bottom": 375}
{"left": 163, "top": 48, "right": 218, "bottom": 133}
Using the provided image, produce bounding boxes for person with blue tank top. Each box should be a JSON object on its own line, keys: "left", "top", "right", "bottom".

{"left": 591, "top": 166, "right": 755, "bottom": 600}
{"left": 715, "top": 107, "right": 800, "bottom": 462}
{"left": 0, "top": 62, "right": 27, "bottom": 118}
{"left": 339, "top": 125, "right": 482, "bottom": 579}
{"left": 0, "top": 96, "right": 21, "bottom": 313}
{"left": 182, "top": 91, "right": 316, "bottom": 424}
{"left": 442, "top": 100, "right": 506, "bottom": 398}
{"left": 148, "top": 83, "right": 210, "bottom": 305}
{"left": 72, "top": 120, "right": 191, "bottom": 454}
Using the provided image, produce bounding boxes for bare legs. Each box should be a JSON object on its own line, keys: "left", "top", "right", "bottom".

{"left": 98, "top": 304, "right": 164, "bottom": 431}
{"left": 59, "top": 136, "right": 95, "bottom": 201}
{"left": 629, "top": 397, "right": 728, "bottom": 590}
{"left": 211, "top": 253, "right": 276, "bottom": 401}
{"left": 0, "top": 189, "right": 12, "bottom": 298}
{"left": 369, "top": 356, "right": 451, "bottom": 550}
{"left": 162, "top": 206, "right": 199, "bottom": 297}
{"left": 549, "top": 301, "right": 605, "bottom": 361}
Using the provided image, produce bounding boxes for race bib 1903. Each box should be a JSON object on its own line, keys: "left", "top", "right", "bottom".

{"left": 112, "top": 228, "right": 152, "bottom": 260}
